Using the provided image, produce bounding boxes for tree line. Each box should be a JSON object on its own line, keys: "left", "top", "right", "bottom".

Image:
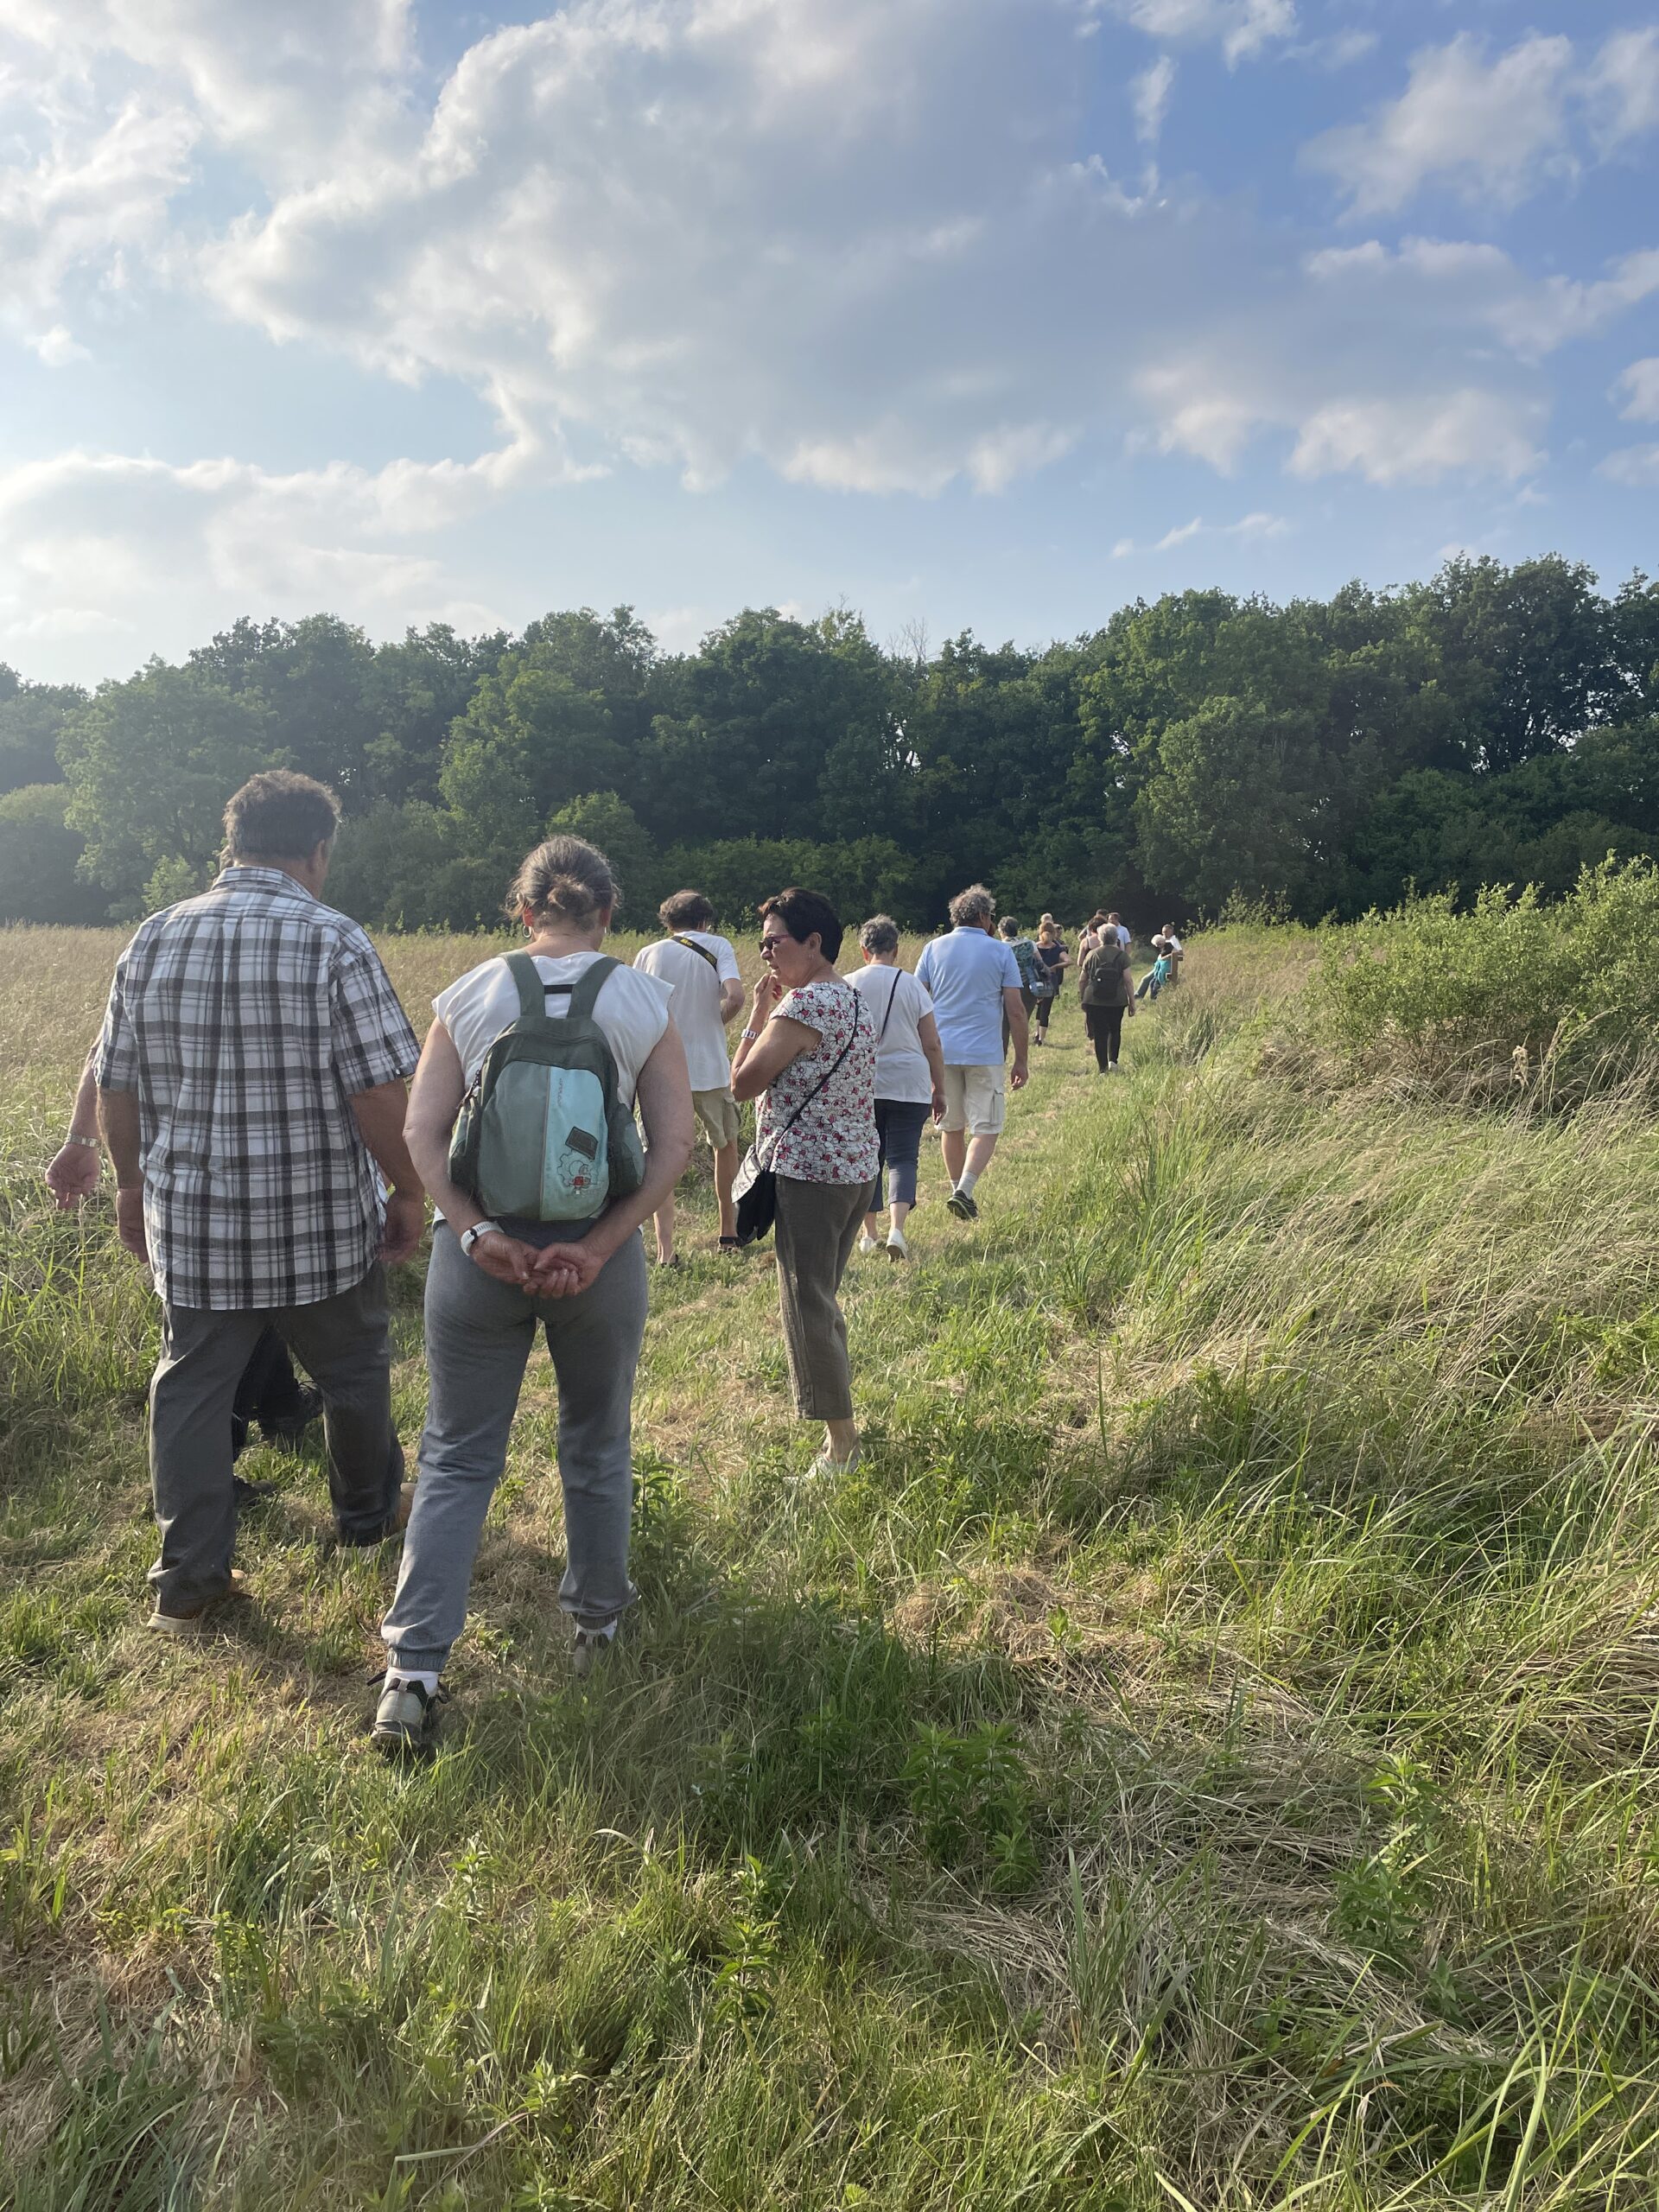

{"left": 3, "top": 554, "right": 1656, "bottom": 933}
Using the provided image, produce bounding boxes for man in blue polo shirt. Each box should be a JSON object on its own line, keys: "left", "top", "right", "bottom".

{"left": 915, "top": 884, "right": 1029, "bottom": 1221}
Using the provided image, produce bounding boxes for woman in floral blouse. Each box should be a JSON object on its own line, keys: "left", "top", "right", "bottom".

{"left": 732, "top": 887, "right": 878, "bottom": 1476}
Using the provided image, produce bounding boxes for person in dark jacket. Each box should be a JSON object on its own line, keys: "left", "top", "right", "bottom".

{"left": 1077, "top": 932, "right": 1136, "bottom": 1074}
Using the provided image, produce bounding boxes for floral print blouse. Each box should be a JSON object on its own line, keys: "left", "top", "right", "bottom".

{"left": 756, "top": 980, "right": 879, "bottom": 1184}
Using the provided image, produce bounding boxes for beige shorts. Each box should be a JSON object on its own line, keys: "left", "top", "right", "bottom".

{"left": 939, "top": 1064, "right": 1007, "bottom": 1137}
{"left": 692, "top": 1087, "right": 743, "bottom": 1149}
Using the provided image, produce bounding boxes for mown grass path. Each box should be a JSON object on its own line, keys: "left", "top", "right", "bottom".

{"left": 4, "top": 927, "right": 1659, "bottom": 2208}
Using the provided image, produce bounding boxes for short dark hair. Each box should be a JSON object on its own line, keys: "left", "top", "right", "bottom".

{"left": 759, "top": 886, "right": 843, "bottom": 963}
{"left": 223, "top": 771, "right": 340, "bottom": 861}
{"left": 659, "top": 888, "right": 715, "bottom": 931}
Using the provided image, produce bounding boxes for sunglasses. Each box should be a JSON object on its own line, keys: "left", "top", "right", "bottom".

{"left": 760, "top": 934, "right": 790, "bottom": 957}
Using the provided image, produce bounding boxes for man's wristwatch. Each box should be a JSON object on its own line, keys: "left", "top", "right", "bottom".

{"left": 63, "top": 1132, "right": 99, "bottom": 1149}
{"left": 460, "top": 1220, "right": 503, "bottom": 1255}
{"left": 740, "top": 1027, "right": 761, "bottom": 1043}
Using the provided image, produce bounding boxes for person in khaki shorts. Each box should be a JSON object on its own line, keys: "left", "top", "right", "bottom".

{"left": 633, "top": 890, "right": 745, "bottom": 1262}
{"left": 914, "top": 885, "right": 1029, "bottom": 1222}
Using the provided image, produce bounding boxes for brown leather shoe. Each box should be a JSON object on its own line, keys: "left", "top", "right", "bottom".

{"left": 145, "top": 1569, "right": 245, "bottom": 1637}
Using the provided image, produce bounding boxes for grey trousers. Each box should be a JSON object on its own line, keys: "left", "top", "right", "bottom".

{"left": 380, "top": 1223, "right": 649, "bottom": 1676}
{"left": 149, "top": 1266, "right": 403, "bottom": 1611}
{"left": 773, "top": 1174, "right": 875, "bottom": 1422}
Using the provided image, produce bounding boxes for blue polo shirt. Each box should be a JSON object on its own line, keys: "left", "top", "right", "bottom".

{"left": 915, "top": 927, "right": 1024, "bottom": 1065}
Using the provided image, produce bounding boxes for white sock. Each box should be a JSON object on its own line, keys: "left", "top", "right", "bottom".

{"left": 575, "top": 1618, "right": 618, "bottom": 1643}
{"left": 956, "top": 1169, "right": 980, "bottom": 1198}
{"left": 386, "top": 1668, "right": 439, "bottom": 1694}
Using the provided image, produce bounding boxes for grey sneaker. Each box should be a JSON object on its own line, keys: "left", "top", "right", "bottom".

{"left": 570, "top": 1618, "right": 620, "bottom": 1680}
{"left": 372, "top": 1675, "right": 444, "bottom": 1758}
{"left": 946, "top": 1188, "right": 979, "bottom": 1221}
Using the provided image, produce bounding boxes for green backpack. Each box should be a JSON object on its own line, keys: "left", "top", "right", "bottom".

{"left": 448, "top": 953, "right": 645, "bottom": 1223}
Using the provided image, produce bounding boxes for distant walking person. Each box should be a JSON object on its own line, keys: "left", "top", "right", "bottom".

{"left": 375, "top": 836, "right": 694, "bottom": 1751}
{"left": 915, "top": 885, "right": 1029, "bottom": 1222}
{"left": 94, "top": 772, "right": 423, "bottom": 1634}
{"left": 1106, "top": 911, "right": 1132, "bottom": 950}
{"left": 732, "top": 888, "right": 877, "bottom": 1476}
{"left": 997, "top": 916, "right": 1040, "bottom": 1053}
{"left": 1079, "top": 927, "right": 1136, "bottom": 1074}
{"left": 633, "top": 889, "right": 745, "bottom": 1262}
{"left": 849, "top": 915, "right": 946, "bottom": 1260}
{"left": 1031, "top": 915, "right": 1070, "bottom": 1042}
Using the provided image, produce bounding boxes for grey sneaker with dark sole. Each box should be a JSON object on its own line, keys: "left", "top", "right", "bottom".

{"left": 372, "top": 1675, "right": 445, "bottom": 1758}
{"left": 946, "top": 1189, "right": 979, "bottom": 1221}
{"left": 570, "top": 1620, "right": 620, "bottom": 1680}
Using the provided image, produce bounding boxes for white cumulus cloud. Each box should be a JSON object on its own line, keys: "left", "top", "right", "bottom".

{"left": 1616, "top": 359, "right": 1659, "bottom": 423}
{"left": 1091, "top": 0, "right": 1296, "bottom": 67}
{"left": 1288, "top": 391, "right": 1542, "bottom": 486}
{"left": 1303, "top": 33, "right": 1576, "bottom": 214}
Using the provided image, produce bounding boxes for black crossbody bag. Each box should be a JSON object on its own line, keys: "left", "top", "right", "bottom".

{"left": 733, "top": 986, "right": 861, "bottom": 1246}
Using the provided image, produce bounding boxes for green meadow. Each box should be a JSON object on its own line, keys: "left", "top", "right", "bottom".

{"left": 5, "top": 909, "right": 1659, "bottom": 2209}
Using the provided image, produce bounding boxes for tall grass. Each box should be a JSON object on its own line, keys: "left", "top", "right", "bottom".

{"left": 3, "top": 920, "right": 1659, "bottom": 2205}
{"left": 1302, "top": 859, "right": 1659, "bottom": 1103}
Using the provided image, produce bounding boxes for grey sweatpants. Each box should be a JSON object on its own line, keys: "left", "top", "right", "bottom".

{"left": 773, "top": 1174, "right": 875, "bottom": 1422}
{"left": 149, "top": 1265, "right": 403, "bottom": 1611}
{"left": 380, "top": 1223, "right": 648, "bottom": 1676}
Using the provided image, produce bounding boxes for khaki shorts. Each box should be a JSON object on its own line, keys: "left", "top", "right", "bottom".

{"left": 939, "top": 1064, "right": 1007, "bottom": 1137}
{"left": 692, "top": 1087, "right": 743, "bottom": 1149}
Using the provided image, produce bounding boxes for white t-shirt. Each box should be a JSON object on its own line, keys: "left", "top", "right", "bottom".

{"left": 632, "top": 931, "right": 740, "bottom": 1093}
{"left": 847, "top": 962, "right": 936, "bottom": 1105}
{"left": 434, "top": 951, "right": 671, "bottom": 1107}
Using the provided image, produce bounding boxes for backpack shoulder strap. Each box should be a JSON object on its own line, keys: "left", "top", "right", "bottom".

{"left": 567, "top": 954, "right": 619, "bottom": 1024}
{"left": 504, "top": 950, "right": 545, "bottom": 1021}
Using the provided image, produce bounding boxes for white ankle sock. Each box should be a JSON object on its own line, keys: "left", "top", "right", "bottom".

{"left": 387, "top": 1668, "right": 439, "bottom": 1694}
{"left": 956, "top": 1169, "right": 980, "bottom": 1198}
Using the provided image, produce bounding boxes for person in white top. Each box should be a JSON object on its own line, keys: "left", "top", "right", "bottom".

{"left": 373, "top": 835, "right": 693, "bottom": 1755}
{"left": 848, "top": 915, "right": 946, "bottom": 1259}
{"left": 632, "top": 889, "right": 745, "bottom": 1263}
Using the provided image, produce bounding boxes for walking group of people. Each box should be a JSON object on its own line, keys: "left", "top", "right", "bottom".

{"left": 44, "top": 767, "right": 1178, "bottom": 1756}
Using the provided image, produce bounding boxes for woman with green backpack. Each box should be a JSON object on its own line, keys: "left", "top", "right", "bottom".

{"left": 372, "top": 836, "right": 693, "bottom": 1755}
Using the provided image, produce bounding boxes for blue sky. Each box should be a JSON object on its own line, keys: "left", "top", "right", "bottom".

{"left": 1, "top": 0, "right": 1656, "bottom": 683}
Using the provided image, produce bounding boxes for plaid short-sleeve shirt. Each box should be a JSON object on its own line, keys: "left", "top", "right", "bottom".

{"left": 95, "top": 866, "right": 420, "bottom": 1311}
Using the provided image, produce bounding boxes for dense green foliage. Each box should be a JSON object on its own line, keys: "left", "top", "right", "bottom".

{"left": 6, "top": 554, "right": 1657, "bottom": 929}
{"left": 1300, "top": 857, "right": 1659, "bottom": 1103}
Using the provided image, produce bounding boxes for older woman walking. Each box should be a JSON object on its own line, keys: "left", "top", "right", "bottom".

{"left": 849, "top": 914, "right": 945, "bottom": 1261}
{"left": 732, "top": 887, "right": 877, "bottom": 1476}
{"left": 1078, "top": 925, "right": 1136, "bottom": 1075}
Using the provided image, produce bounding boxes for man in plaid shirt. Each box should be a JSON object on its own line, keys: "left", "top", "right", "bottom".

{"left": 96, "top": 771, "right": 424, "bottom": 1632}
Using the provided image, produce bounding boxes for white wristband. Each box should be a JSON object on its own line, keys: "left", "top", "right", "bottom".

{"left": 460, "top": 1220, "right": 503, "bottom": 1255}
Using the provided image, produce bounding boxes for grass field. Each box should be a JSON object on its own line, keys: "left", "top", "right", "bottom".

{"left": 5, "top": 923, "right": 1659, "bottom": 2208}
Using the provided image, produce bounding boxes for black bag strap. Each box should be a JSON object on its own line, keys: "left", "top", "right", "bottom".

{"left": 876, "top": 969, "right": 900, "bottom": 1046}
{"left": 762, "top": 986, "right": 862, "bottom": 1159}
{"left": 671, "top": 932, "right": 721, "bottom": 973}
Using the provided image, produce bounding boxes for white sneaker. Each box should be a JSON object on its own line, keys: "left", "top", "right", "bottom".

{"left": 857, "top": 1232, "right": 880, "bottom": 1255}
{"left": 886, "top": 1227, "right": 908, "bottom": 1259}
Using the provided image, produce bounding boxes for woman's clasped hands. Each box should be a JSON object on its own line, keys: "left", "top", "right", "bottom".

{"left": 467, "top": 1226, "right": 601, "bottom": 1299}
